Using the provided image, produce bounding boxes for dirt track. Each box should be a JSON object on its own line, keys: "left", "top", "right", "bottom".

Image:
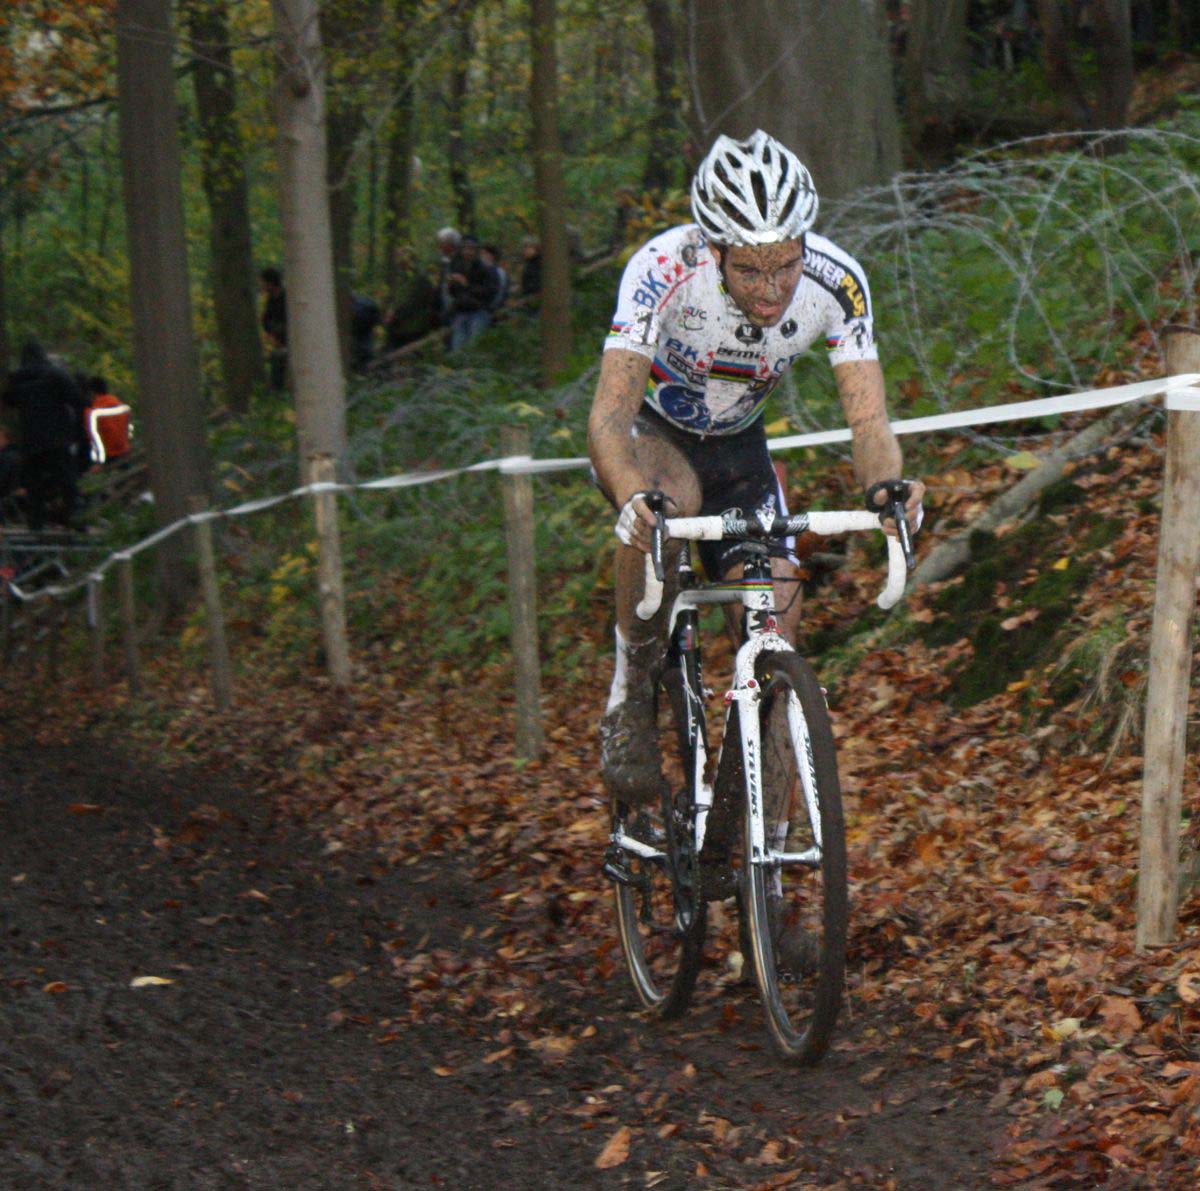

{"left": 1, "top": 739, "right": 1003, "bottom": 1188}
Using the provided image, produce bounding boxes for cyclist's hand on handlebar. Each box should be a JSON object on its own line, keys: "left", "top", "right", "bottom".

{"left": 615, "top": 490, "right": 665, "bottom": 553}
{"left": 865, "top": 479, "right": 926, "bottom": 569}
{"left": 866, "top": 479, "right": 925, "bottom": 534}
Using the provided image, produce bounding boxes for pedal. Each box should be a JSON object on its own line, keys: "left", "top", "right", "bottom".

{"left": 602, "top": 847, "right": 635, "bottom": 887}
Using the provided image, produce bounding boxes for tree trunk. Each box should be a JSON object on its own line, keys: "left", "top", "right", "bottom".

{"left": 322, "top": 0, "right": 383, "bottom": 370}
{"left": 365, "top": 139, "right": 377, "bottom": 281}
{"left": 185, "top": 0, "right": 265, "bottom": 413}
{"left": 1092, "top": 0, "right": 1133, "bottom": 130}
{"left": 382, "top": 0, "right": 419, "bottom": 299}
{"left": 447, "top": 3, "right": 476, "bottom": 234}
{"left": 97, "top": 115, "right": 117, "bottom": 257}
{"left": 903, "top": 0, "right": 969, "bottom": 155}
{"left": 529, "top": 0, "right": 572, "bottom": 386}
{"left": 686, "top": 0, "right": 901, "bottom": 202}
{"left": 642, "top": 0, "right": 682, "bottom": 193}
{"left": 1034, "top": 0, "right": 1093, "bottom": 125}
{"left": 0, "top": 217, "right": 8, "bottom": 372}
{"left": 116, "top": 0, "right": 212, "bottom": 608}
{"left": 327, "top": 101, "right": 359, "bottom": 370}
{"left": 271, "top": 0, "right": 348, "bottom": 482}
{"left": 911, "top": 401, "right": 1145, "bottom": 589}
{"left": 382, "top": 77, "right": 416, "bottom": 300}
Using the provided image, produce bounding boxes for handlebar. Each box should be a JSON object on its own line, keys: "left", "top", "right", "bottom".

{"left": 636, "top": 506, "right": 910, "bottom": 621}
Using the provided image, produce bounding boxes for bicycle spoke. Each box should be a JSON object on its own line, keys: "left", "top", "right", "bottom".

{"left": 740, "top": 652, "right": 847, "bottom": 1062}
{"left": 610, "top": 665, "right": 706, "bottom": 1018}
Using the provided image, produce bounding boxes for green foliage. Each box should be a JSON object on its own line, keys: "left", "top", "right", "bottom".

{"left": 822, "top": 110, "right": 1200, "bottom": 443}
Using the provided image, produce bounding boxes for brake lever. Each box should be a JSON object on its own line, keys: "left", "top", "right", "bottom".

{"left": 887, "top": 498, "right": 914, "bottom": 569}
{"left": 645, "top": 490, "right": 667, "bottom": 582}
{"left": 866, "top": 480, "right": 916, "bottom": 570}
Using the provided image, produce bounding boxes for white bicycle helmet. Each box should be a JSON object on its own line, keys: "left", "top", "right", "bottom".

{"left": 690, "top": 129, "right": 818, "bottom": 247}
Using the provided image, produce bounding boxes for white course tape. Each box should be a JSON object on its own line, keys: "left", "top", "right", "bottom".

{"left": 7, "top": 373, "right": 1196, "bottom": 605}
{"left": 1166, "top": 385, "right": 1200, "bottom": 412}
{"left": 767, "top": 373, "right": 1200, "bottom": 452}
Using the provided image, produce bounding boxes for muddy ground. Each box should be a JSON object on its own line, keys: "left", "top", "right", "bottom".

{"left": 1, "top": 739, "right": 1004, "bottom": 1189}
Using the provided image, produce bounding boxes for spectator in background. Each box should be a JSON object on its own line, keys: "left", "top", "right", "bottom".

{"left": 1, "top": 339, "right": 87, "bottom": 529}
{"left": 519, "top": 236, "right": 542, "bottom": 302}
{"left": 480, "top": 244, "right": 510, "bottom": 314}
{"left": 384, "top": 249, "right": 442, "bottom": 350}
{"left": 82, "top": 376, "right": 132, "bottom": 469}
{"left": 350, "top": 293, "right": 382, "bottom": 372}
{"left": 435, "top": 227, "right": 462, "bottom": 323}
{"left": 260, "top": 267, "right": 288, "bottom": 391}
{"left": 0, "top": 423, "right": 21, "bottom": 512}
{"left": 446, "top": 234, "right": 499, "bottom": 352}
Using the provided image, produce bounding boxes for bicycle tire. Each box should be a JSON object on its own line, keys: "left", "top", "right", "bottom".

{"left": 612, "top": 663, "right": 707, "bottom": 1018}
{"left": 740, "top": 651, "right": 847, "bottom": 1062}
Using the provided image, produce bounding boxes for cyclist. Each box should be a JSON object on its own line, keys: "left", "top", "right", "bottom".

{"left": 588, "top": 129, "right": 925, "bottom": 807}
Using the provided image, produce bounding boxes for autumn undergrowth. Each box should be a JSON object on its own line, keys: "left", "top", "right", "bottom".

{"left": 11, "top": 396, "right": 1200, "bottom": 1185}
{"left": 11, "top": 124, "right": 1200, "bottom": 1188}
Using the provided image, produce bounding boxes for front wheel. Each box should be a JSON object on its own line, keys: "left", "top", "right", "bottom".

{"left": 741, "top": 652, "right": 847, "bottom": 1062}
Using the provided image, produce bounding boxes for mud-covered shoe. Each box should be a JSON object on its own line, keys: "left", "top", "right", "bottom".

{"left": 599, "top": 699, "right": 666, "bottom": 807}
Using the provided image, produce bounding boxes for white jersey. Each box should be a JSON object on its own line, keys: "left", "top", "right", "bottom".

{"left": 605, "top": 224, "right": 877, "bottom": 436}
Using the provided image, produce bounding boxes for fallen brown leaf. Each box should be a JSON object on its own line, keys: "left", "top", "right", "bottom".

{"left": 594, "top": 1125, "right": 631, "bottom": 1170}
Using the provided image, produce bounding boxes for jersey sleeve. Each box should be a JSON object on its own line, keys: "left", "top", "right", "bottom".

{"left": 818, "top": 246, "right": 879, "bottom": 367}
{"left": 603, "top": 238, "right": 666, "bottom": 359}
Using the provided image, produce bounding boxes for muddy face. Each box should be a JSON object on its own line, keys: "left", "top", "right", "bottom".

{"left": 716, "top": 238, "right": 806, "bottom": 327}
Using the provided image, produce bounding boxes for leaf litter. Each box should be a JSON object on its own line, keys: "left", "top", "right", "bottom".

{"left": 5, "top": 415, "right": 1200, "bottom": 1186}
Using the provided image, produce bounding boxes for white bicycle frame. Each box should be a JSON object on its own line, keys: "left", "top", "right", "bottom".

{"left": 623, "top": 510, "right": 907, "bottom": 872}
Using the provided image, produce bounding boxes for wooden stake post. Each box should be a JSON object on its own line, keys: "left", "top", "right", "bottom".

{"left": 0, "top": 570, "right": 10, "bottom": 665}
{"left": 189, "top": 497, "right": 233, "bottom": 710}
{"left": 118, "top": 554, "right": 140, "bottom": 697}
{"left": 309, "top": 455, "right": 351, "bottom": 686}
{"left": 500, "top": 426, "right": 544, "bottom": 760}
{"left": 87, "top": 575, "right": 105, "bottom": 689}
{"left": 45, "top": 599, "right": 61, "bottom": 683}
{"left": 1137, "top": 327, "right": 1200, "bottom": 947}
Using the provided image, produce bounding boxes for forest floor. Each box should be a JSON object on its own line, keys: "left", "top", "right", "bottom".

{"left": 4, "top": 412, "right": 1200, "bottom": 1188}
{"left": 1, "top": 736, "right": 999, "bottom": 1190}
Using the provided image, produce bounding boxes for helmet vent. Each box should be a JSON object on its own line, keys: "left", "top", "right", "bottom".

{"left": 689, "top": 130, "right": 818, "bottom": 247}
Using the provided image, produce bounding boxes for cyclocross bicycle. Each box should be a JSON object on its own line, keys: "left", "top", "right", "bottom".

{"left": 603, "top": 484, "right": 913, "bottom": 1062}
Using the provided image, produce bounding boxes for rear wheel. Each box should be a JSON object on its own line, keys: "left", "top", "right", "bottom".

{"left": 740, "top": 651, "right": 847, "bottom": 1062}
{"left": 612, "top": 663, "right": 707, "bottom": 1017}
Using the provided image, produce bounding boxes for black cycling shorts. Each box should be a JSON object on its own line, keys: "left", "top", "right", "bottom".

{"left": 621, "top": 405, "right": 795, "bottom": 578}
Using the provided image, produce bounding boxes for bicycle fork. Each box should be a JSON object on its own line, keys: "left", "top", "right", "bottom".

{"left": 728, "top": 639, "right": 824, "bottom": 886}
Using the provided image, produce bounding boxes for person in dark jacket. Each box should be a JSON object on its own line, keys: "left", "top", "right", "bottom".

{"left": 260, "top": 267, "right": 288, "bottom": 391}
{"left": 519, "top": 236, "right": 542, "bottom": 301}
{"left": 446, "top": 235, "right": 499, "bottom": 352}
{"left": 0, "top": 423, "right": 21, "bottom": 514}
{"left": 1, "top": 340, "right": 87, "bottom": 529}
{"left": 349, "top": 293, "right": 382, "bottom": 372}
{"left": 384, "top": 250, "right": 442, "bottom": 350}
